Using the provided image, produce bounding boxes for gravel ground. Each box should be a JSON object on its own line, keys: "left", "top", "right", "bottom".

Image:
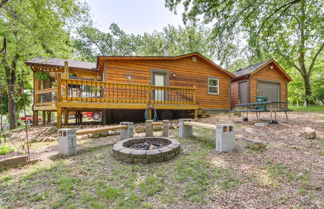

{"left": 1, "top": 111, "right": 323, "bottom": 208}
{"left": 198, "top": 112, "right": 324, "bottom": 209}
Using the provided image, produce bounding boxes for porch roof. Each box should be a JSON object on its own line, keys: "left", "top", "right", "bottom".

{"left": 26, "top": 57, "right": 97, "bottom": 71}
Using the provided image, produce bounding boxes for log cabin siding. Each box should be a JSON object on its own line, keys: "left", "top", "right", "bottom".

{"left": 250, "top": 64, "right": 287, "bottom": 103}
{"left": 102, "top": 56, "right": 232, "bottom": 110}
{"left": 230, "top": 78, "right": 249, "bottom": 108}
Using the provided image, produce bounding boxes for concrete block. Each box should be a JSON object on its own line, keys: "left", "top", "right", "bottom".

{"left": 215, "top": 124, "right": 235, "bottom": 152}
{"left": 162, "top": 120, "right": 169, "bottom": 137}
{"left": 145, "top": 120, "right": 153, "bottom": 137}
{"left": 58, "top": 128, "right": 77, "bottom": 156}
{"left": 179, "top": 119, "right": 193, "bottom": 138}
{"left": 120, "top": 122, "right": 134, "bottom": 140}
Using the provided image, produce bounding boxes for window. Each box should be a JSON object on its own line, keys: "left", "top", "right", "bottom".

{"left": 208, "top": 78, "right": 219, "bottom": 94}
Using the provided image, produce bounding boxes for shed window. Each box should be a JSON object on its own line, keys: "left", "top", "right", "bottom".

{"left": 208, "top": 78, "right": 219, "bottom": 94}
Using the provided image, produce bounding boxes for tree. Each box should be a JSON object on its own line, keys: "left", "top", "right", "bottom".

{"left": 165, "top": 0, "right": 324, "bottom": 104}
{"left": 0, "top": 0, "right": 88, "bottom": 129}
{"left": 137, "top": 24, "right": 214, "bottom": 57}
{"left": 75, "top": 23, "right": 239, "bottom": 67}
{"left": 74, "top": 23, "right": 142, "bottom": 62}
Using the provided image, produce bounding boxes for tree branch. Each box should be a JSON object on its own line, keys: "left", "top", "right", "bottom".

{"left": 0, "top": 0, "right": 10, "bottom": 9}
{"left": 273, "top": 38, "right": 302, "bottom": 73}
{"left": 308, "top": 42, "right": 324, "bottom": 75}
{"left": 256, "top": 0, "right": 301, "bottom": 36}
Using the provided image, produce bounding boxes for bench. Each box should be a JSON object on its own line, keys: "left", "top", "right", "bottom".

{"left": 178, "top": 119, "right": 235, "bottom": 152}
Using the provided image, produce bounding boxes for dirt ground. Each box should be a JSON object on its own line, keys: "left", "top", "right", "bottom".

{"left": 0, "top": 111, "right": 323, "bottom": 209}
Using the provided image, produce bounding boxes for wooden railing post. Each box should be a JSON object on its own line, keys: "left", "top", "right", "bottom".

{"left": 64, "top": 61, "right": 69, "bottom": 79}
{"left": 57, "top": 75, "right": 62, "bottom": 102}
{"left": 148, "top": 81, "right": 152, "bottom": 105}
{"left": 34, "top": 70, "right": 39, "bottom": 104}
{"left": 193, "top": 85, "right": 197, "bottom": 104}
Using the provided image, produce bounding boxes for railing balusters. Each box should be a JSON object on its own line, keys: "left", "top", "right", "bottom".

{"left": 58, "top": 78, "right": 196, "bottom": 106}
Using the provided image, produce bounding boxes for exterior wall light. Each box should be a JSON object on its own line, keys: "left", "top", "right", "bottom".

{"left": 127, "top": 74, "right": 133, "bottom": 80}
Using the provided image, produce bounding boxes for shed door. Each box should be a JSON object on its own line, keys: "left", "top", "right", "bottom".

{"left": 257, "top": 81, "right": 280, "bottom": 102}
{"left": 238, "top": 81, "right": 248, "bottom": 104}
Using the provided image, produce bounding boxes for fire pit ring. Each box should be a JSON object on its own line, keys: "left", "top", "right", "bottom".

{"left": 112, "top": 137, "right": 181, "bottom": 163}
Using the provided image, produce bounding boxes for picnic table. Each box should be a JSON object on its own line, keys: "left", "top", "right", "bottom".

{"left": 232, "top": 101, "right": 291, "bottom": 123}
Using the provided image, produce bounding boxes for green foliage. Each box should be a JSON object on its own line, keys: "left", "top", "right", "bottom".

{"left": 0, "top": 93, "right": 8, "bottom": 114}
{"left": 0, "top": 144, "right": 15, "bottom": 155}
{"left": 74, "top": 23, "right": 239, "bottom": 67}
{"left": 0, "top": 0, "right": 89, "bottom": 128}
{"left": 289, "top": 105, "right": 324, "bottom": 113}
{"left": 74, "top": 23, "right": 142, "bottom": 61}
{"left": 37, "top": 72, "right": 50, "bottom": 81}
{"left": 165, "top": 0, "right": 324, "bottom": 104}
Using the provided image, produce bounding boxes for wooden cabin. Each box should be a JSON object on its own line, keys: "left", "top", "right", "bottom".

{"left": 230, "top": 59, "right": 292, "bottom": 108}
{"left": 26, "top": 53, "right": 234, "bottom": 128}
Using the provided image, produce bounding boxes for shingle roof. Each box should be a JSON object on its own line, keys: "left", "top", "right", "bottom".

{"left": 232, "top": 59, "right": 272, "bottom": 77}
{"left": 26, "top": 57, "right": 97, "bottom": 70}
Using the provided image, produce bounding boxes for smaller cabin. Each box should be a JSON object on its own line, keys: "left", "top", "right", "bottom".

{"left": 230, "top": 59, "right": 292, "bottom": 108}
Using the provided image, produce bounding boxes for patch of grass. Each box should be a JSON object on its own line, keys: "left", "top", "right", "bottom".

{"left": 289, "top": 105, "right": 324, "bottom": 113}
{"left": 57, "top": 176, "right": 81, "bottom": 193}
{"left": 30, "top": 191, "right": 49, "bottom": 202}
{"left": 0, "top": 144, "right": 15, "bottom": 155}
{"left": 266, "top": 163, "right": 295, "bottom": 182}
{"left": 218, "top": 176, "right": 241, "bottom": 190}
{"left": 21, "top": 165, "right": 47, "bottom": 181}
{"left": 174, "top": 148, "right": 217, "bottom": 202}
{"left": 97, "top": 182, "right": 124, "bottom": 200}
{"left": 0, "top": 176, "right": 13, "bottom": 187}
{"left": 139, "top": 176, "right": 164, "bottom": 196}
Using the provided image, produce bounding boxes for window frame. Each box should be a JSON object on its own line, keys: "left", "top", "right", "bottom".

{"left": 208, "top": 77, "right": 220, "bottom": 95}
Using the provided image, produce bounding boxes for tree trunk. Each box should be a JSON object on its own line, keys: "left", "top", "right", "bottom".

{"left": 2, "top": 55, "right": 18, "bottom": 129}
{"left": 8, "top": 82, "right": 17, "bottom": 129}
{"left": 302, "top": 74, "right": 313, "bottom": 105}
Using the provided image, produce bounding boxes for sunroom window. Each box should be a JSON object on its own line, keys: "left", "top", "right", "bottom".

{"left": 208, "top": 78, "right": 219, "bottom": 94}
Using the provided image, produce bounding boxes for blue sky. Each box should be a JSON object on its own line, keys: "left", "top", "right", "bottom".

{"left": 83, "top": 0, "right": 183, "bottom": 34}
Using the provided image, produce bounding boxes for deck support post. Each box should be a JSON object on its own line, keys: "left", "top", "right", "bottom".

{"left": 179, "top": 119, "right": 193, "bottom": 138}
{"left": 148, "top": 108, "right": 152, "bottom": 120}
{"left": 145, "top": 120, "right": 153, "bottom": 137}
{"left": 33, "top": 111, "right": 38, "bottom": 126}
{"left": 194, "top": 110, "right": 198, "bottom": 119}
{"left": 162, "top": 120, "right": 169, "bottom": 137}
{"left": 47, "top": 111, "right": 52, "bottom": 124}
{"left": 57, "top": 107, "right": 62, "bottom": 129}
{"left": 64, "top": 109, "right": 68, "bottom": 125}
{"left": 120, "top": 122, "right": 134, "bottom": 140}
{"left": 42, "top": 111, "right": 46, "bottom": 125}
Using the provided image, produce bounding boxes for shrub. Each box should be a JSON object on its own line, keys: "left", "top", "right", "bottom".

{"left": 0, "top": 144, "right": 15, "bottom": 155}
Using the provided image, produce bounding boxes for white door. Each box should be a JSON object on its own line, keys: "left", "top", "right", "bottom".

{"left": 153, "top": 73, "right": 166, "bottom": 101}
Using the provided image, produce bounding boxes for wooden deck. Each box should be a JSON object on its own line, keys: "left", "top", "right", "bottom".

{"left": 34, "top": 78, "right": 199, "bottom": 111}
{"left": 34, "top": 78, "right": 199, "bottom": 128}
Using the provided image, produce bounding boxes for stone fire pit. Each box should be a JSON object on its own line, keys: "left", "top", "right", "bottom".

{"left": 112, "top": 137, "right": 181, "bottom": 163}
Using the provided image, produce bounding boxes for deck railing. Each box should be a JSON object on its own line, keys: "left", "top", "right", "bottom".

{"left": 57, "top": 78, "right": 196, "bottom": 105}
{"left": 34, "top": 88, "right": 57, "bottom": 106}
